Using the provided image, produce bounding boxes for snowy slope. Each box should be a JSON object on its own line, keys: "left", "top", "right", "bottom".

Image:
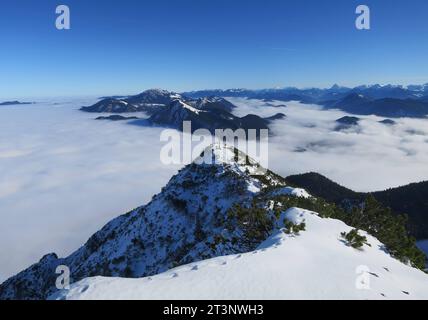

{"left": 52, "top": 208, "right": 428, "bottom": 300}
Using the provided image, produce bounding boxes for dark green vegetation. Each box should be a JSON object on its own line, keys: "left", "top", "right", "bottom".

{"left": 228, "top": 203, "right": 274, "bottom": 247}
{"left": 345, "top": 195, "right": 425, "bottom": 269}
{"left": 286, "top": 172, "right": 428, "bottom": 240}
{"left": 341, "top": 229, "right": 369, "bottom": 249}
{"left": 229, "top": 190, "right": 426, "bottom": 270}
{"left": 284, "top": 220, "right": 306, "bottom": 235}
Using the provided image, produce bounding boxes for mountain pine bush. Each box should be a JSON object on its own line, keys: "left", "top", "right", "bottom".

{"left": 228, "top": 203, "right": 273, "bottom": 247}
{"left": 284, "top": 220, "right": 306, "bottom": 235}
{"left": 341, "top": 229, "right": 368, "bottom": 249}
{"left": 343, "top": 195, "right": 426, "bottom": 269}
{"left": 264, "top": 192, "right": 426, "bottom": 269}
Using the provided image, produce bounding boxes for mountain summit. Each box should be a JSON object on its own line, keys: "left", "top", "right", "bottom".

{"left": 0, "top": 144, "right": 284, "bottom": 300}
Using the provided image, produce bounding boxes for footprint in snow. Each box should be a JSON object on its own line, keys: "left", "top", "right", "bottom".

{"left": 369, "top": 272, "right": 379, "bottom": 278}
{"left": 191, "top": 265, "right": 199, "bottom": 271}
{"left": 402, "top": 291, "right": 410, "bottom": 295}
{"left": 221, "top": 261, "right": 227, "bottom": 266}
{"left": 235, "top": 254, "right": 242, "bottom": 259}
{"left": 172, "top": 273, "right": 179, "bottom": 278}
{"left": 383, "top": 267, "right": 390, "bottom": 272}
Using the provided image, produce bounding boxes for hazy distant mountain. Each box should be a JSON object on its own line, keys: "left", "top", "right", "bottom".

{"left": 81, "top": 99, "right": 139, "bottom": 113}
{"left": 185, "top": 83, "right": 428, "bottom": 101}
{"left": 286, "top": 172, "right": 428, "bottom": 240}
{"left": 184, "top": 89, "right": 317, "bottom": 104}
{"left": 184, "top": 84, "right": 428, "bottom": 118}
{"left": 379, "top": 119, "right": 397, "bottom": 126}
{"left": 350, "top": 84, "right": 422, "bottom": 100}
{"left": 0, "top": 101, "right": 33, "bottom": 106}
{"left": 98, "top": 95, "right": 130, "bottom": 100}
{"left": 325, "top": 95, "right": 428, "bottom": 118}
{"left": 335, "top": 116, "right": 361, "bottom": 131}
{"left": 324, "top": 93, "right": 371, "bottom": 109}
{"left": 95, "top": 115, "right": 139, "bottom": 121}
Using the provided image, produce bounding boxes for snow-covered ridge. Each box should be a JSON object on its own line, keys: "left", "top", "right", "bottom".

{"left": 51, "top": 208, "right": 428, "bottom": 300}
{"left": 0, "top": 144, "right": 292, "bottom": 300}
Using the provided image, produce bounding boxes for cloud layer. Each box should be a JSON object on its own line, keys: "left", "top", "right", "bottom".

{"left": 0, "top": 100, "right": 180, "bottom": 282}
{"left": 229, "top": 97, "right": 428, "bottom": 192}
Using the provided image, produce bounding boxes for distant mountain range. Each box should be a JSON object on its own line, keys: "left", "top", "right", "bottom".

{"left": 0, "top": 101, "right": 34, "bottom": 106}
{"left": 184, "top": 83, "right": 428, "bottom": 101}
{"left": 81, "top": 84, "right": 428, "bottom": 119}
{"left": 184, "top": 84, "right": 428, "bottom": 118}
{"left": 81, "top": 89, "right": 285, "bottom": 134}
{"left": 322, "top": 93, "right": 428, "bottom": 118}
{"left": 286, "top": 172, "right": 428, "bottom": 240}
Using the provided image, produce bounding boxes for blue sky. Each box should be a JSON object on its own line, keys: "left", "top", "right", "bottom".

{"left": 1, "top": 0, "right": 428, "bottom": 98}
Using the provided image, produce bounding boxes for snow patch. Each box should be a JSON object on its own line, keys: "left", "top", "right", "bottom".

{"left": 269, "top": 186, "right": 311, "bottom": 199}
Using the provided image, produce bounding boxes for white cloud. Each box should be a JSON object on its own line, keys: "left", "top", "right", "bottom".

{"left": 0, "top": 100, "right": 180, "bottom": 282}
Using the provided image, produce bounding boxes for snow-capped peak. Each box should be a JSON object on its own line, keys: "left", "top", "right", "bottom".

{"left": 194, "top": 143, "right": 271, "bottom": 179}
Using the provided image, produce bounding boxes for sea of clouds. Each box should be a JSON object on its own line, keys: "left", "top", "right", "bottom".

{"left": 229, "top": 97, "right": 428, "bottom": 193}
{"left": 1, "top": 97, "right": 428, "bottom": 282}
{"left": 0, "top": 99, "right": 181, "bottom": 282}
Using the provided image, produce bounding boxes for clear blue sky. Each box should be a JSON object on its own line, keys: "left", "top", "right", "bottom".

{"left": 1, "top": 0, "right": 428, "bottom": 98}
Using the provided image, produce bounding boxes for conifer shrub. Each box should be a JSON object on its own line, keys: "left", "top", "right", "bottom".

{"left": 264, "top": 190, "right": 426, "bottom": 269}
{"left": 283, "top": 220, "right": 306, "bottom": 235}
{"left": 343, "top": 195, "right": 426, "bottom": 269}
{"left": 341, "top": 229, "right": 369, "bottom": 249}
{"left": 228, "top": 203, "right": 273, "bottom": 247}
